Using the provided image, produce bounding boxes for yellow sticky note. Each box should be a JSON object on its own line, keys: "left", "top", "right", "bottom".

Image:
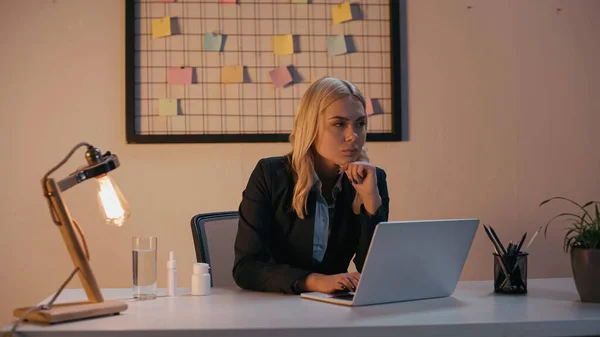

{"left": 158, "top": 99, "right": 178, "bottom": 116}
{"left": 332, "top": 2, "right": 352, "bottom": 24}
{"left": 152, "top": 16, "right": 171, "bottom": 39}
{"left": 273, "top": 35, "right": 294, "bottom": 55}
{"left": 221, "top": 65, "right": 244, "bottom": 83}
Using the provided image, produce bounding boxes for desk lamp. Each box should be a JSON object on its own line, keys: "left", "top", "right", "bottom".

{"left": 12, "top": 142, "right": 130, "bottom": 325}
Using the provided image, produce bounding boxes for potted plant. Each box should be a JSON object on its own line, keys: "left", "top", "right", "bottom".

{"left": 540, "top": 197, "right": 600, "bottom": 303}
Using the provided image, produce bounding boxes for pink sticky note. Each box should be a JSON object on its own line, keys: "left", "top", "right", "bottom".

{"left": 167, "top": 67, "right": 192, "bottom": 85}
{"left": 269, "top": 66, "right": 293, "bottom": 88}
{"left": 365, "top": 97, "right": 374, "bottom": 116}
{"left": 220, "top": 0, "right": 237, "bottom": 4}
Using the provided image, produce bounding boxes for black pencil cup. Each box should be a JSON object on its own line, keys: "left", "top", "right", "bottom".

{"left": 493, "top": 252, "right": 528, "bottom": 294}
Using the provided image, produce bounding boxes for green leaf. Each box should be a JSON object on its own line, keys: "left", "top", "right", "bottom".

{"left": 564, "top": 218, "right": 583, "bottom": 228}
{"left": 540, "top": 197, "right": 593, "bottom": 222}
{"left": 565, "top": 228, "right": 579, "bottom": 242}
{"left": 543, "top": 212, "right": 592, "bottom": 237}
{"left": 581, "top": 200, "right": 600, "bottom": 208}
{"left": 582, "top": 201, "right": 595, "bottom": 207}
{"left": 540, "top": 197, "right": 583, "bottom": 208}
{"left": 542, "top": 197, "right": 600, "bottom": 251}
{"left": 565, "top": 235, "right": 579, "bottom": 252}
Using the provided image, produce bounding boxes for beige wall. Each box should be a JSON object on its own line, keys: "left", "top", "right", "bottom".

{"left": 1, "top": 0, "right": 599, "bottom": 326}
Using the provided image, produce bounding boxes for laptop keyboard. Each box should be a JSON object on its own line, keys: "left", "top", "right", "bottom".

{"left": 331, "top": 293, "right": 355, "bottom": 300}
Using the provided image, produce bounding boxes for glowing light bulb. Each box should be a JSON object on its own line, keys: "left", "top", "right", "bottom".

{"left": 96, "top": 175, "right": 130, "bottom": 226}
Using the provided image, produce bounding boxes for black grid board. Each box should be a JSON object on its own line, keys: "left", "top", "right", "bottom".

{"left": 126, "top": 0, "right": 402, "bottom": 143}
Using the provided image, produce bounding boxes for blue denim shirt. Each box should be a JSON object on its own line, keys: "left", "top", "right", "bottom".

{"left": 312, "top": 172, "right": 343, "bottom": 264}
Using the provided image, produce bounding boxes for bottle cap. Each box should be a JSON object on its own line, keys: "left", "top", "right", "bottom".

{"left": 167, "top": 251, "right": 176, "bottom": 268}
{"left": 193, "top": 262, "right": 209, "bottom": 274}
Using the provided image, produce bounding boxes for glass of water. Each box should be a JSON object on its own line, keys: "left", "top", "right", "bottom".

{"left": 132, "top": 236, "right": 157, "bottom": 300}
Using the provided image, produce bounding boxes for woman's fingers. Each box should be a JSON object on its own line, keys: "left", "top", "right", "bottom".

{"left": 355, "top": 164, "right": 364, "bottom": 184}
{"left": 350, "top": 165, "right": 358, "bottom": 184}
{"left": 338, "top": 275, "right": 355, "bottom": 292}
{"left": 356, "top": 165, "right": 365, "bottom": 181}
{"left": 347, "top": 164, "right": 361, "bottom": 185}
{"left": 345, "top": 166, "right": 355, "bottom": 184}
{"left": 346, "top": 274, "right": 359, "bottom": 290}
{"left": 344, "top": 162, "right": 375, "bottom": 185}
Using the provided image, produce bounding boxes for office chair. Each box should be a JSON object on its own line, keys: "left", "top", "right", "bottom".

{"left": 190, "top": 211, "right": 239, "bottom": 287}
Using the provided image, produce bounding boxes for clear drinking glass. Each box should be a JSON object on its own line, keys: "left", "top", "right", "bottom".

{"left": 132, "top": 236, "right": 157, "bottom": 300}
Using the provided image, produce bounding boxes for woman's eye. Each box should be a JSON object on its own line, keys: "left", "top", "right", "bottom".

{"left": 357, "top": 121, "right": 367, "bottom": 127}
{"left": 334, "top": 122, "right": 345, "bottom": 127}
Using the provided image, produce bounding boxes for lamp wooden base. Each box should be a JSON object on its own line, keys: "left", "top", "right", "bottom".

{"left": 13, "top": 300, "right": 127, "bottom": 324}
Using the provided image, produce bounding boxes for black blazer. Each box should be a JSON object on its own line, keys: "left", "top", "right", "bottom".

{"left": 232, "top": 155, "right": 390, "bottom": 294}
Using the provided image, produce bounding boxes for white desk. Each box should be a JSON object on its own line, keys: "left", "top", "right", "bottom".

{"left": 3, "top": 278, "right": 600, "bottom": 337}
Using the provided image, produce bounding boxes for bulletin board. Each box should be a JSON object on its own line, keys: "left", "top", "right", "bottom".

{"left": 125, "top": 0, "right": 402, "bottom": 143}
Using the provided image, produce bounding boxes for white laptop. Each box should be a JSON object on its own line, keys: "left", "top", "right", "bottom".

{"left": 300, "top": 218, "right": 479, "bottom": 306}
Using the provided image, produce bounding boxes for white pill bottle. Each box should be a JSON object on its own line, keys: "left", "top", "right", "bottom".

{"left": 191, "top": 263, "right": 211, "bottom": 296}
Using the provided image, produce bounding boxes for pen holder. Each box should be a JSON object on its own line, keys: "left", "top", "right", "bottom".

{"left": 493, "top": 252, "right": 528, "bottom": 294}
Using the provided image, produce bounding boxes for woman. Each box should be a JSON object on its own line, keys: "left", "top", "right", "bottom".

{"left": 233, "top": 77, "right": 389, "bottom": 294}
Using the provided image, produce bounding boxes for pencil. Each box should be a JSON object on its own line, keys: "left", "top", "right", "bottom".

{"left": 515, "top": 232, "right": 527, "bottom": 253}
{"left": 525, "top": 226, "right": 542, "bottom": 250}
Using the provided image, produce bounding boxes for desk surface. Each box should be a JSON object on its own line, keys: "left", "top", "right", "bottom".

{"left": 4, "top": 278, "right": 600, "bottom": 337}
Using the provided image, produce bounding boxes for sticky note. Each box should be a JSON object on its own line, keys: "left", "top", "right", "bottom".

{"left": 291, "top": 0, "right": 309, "bottom": 3}
{"left": 273, "top": 35, "right": 294, "bottom": 55}
{"left": 327, "top": 35, "right": 347, "bottom": 56}
{"left": 220, "top": 0, "right": 236, "bottom": 4}
{"left": 152, "top": 16, "right": 171, "bottom": 39}
{"left": 365, "top": 97, "right": 374, "bottom": 116}
{"left": 332, "top": 2, "right": 352, "bottom": 24}
{"left": 269, "top": 66, "right": 293, "bottom": 88}
{"left": 158, "top": 99, "right": 178, "bottom": 116}
{"left": 204, "top": 32, "right": 223, "bottom": 51}
{"left": 221, "top": 65, "right": 244, "bottom": 83}
{"left": 167, "top": 67, "right": 192, "bottom": 85}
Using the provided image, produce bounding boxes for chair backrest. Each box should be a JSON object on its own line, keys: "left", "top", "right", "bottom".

{"left": 190, "top": 211, "right": 239, "bottom": 288}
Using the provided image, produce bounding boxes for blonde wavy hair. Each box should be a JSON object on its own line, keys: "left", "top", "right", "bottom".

{"left": 288, "top": 77, "right": 370, "bottom": 219}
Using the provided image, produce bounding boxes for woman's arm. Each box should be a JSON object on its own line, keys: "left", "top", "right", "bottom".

{"left": 353, "top": 168, "right": 390, "bottom": 272}
{"left": 232, "top": 159, "right": 312, "bottom": 294}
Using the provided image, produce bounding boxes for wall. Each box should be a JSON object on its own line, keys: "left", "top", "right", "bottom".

{"left": 1, "top": 0, "right": 599, "bottom": 326}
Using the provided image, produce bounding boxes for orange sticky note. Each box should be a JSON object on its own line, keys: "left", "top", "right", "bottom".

{"left": 365, "top": 97, "right": 374, "bottom": 116}
{"left": 152, "top": 16, "right": 171, "bottom": 39}
{"left": 332, "top": 2, "right": 352, "bottom": 24}
{"left": 167, "top": 67, "right": 192, "bottom": 85}
{"left": 221, "top": 65, "right": 244, "bottom": 83}
{"left": 273, "top": 35, "right": 294, "bottom": 55}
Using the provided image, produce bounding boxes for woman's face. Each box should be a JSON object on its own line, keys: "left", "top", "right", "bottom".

{"left": 313, "top": 96, "right": 367, "bottom": 168}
